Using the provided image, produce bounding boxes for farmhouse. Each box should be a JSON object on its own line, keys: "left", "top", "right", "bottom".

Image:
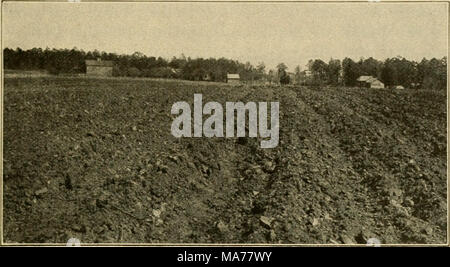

{"left": 85, "top": 59, "right": 114, "bottom": 77}
{"left": 357, "top": 76, "right": 385, "bottom": 89}
{"left": 227, "top": 73, "right": 240, "bottom": 85}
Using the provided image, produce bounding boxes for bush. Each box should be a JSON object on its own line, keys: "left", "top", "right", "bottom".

{"left": 127, "top": 67, "right": 142, "bottom": 77}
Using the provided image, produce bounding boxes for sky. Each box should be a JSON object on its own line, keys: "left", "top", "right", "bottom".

{"left": 2, "top": 2, "right": 448, "bottom": 70}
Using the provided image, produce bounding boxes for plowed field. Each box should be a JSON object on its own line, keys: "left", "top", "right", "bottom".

{"left": 3, "top": 77, "right": 447, "bottom": 244}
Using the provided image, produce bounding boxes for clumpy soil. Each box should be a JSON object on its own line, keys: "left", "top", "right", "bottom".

{"left": 3, "top": 77, "right": 447, "bottom": 244}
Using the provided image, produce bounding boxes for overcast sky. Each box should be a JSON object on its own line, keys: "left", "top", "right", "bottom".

{"left": 3, "top": 2, "right": 448, "bottom": 70}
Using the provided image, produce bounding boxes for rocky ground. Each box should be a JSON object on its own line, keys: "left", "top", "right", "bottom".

{"left": 3, "top": 77, "right": 447, "bottom": 244}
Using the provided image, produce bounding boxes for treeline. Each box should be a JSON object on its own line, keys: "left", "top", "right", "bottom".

{"left": 295, "top": 56, "right": 447, "bottom": 90}
{"left": 3, "top": 47, "right": 264, "bottom": 82}
{"left": 4, "top": 47, "right": 447, "bottom": 89}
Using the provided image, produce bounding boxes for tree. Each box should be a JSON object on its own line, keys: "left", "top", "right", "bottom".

{"left": 277, "top": 63, "right": 289, "bottom": 85}
{"left": 327, "top": 59, "right": 341, "bottom": 86}
{"left": 380, "top": 64, "right": 396, "bottom": 87}
{"left": 256, "top": 62, "right": 266, "bottom": 81}
{"left": 381, "top": 57, "right": 417, "bottom": 88}
{"left": 294, "top": 65, "right": 302, "bottom": 85}
{"left": 267, "top": 69, "right": 276, "bottom": 84}
{"left": 256, "top": 62, "right": 266, "bottom": 74}
{"left": 418, "top": 57, "right": 447, "bottom": 90}
{"left": 310, "top": 59, "right": 328, "bottom": 85}
{"left": 276, "top": 63, "right": 288, "bottom": 73}
{"left": 342, "top": 58, "right": 361, "bottom": 86}
{"left": 279, "top": 72, "right": 290, "bottom": 85}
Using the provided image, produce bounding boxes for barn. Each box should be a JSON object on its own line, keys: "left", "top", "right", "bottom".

{"left": 227, "top": 73, "right": 240, "bottom": 85}
{"left": 85, "top": 59, "right": 114, "bottom": 77}
{"left": 357, "top": 76, "right": 385, "bottom": 89}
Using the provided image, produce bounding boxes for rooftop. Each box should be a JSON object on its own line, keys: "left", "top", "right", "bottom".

{"left": 227, "top": 73, "right": 240, "bottom": 79}
{"left": 357, "top": 75, "right": 382, "bottom": 84}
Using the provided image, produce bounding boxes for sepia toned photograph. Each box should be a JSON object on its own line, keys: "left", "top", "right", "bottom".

{"left": 1, "top": 1, "right": 448, "bottom": 246}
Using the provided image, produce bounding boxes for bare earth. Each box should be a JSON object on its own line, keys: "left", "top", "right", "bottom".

{"left": 3, "top": 77, "right": 447, "bottom": 244}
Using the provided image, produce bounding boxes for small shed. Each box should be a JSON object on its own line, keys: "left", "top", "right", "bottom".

{"left": 370, "top": 79, "right": 385, "bottom": 89}
{"left": 85, "top": 59, "right": 114, "bottom": 77}
{"left": 357, "top": 76, "right": 385, "bottom": 89}
{"left": 395, "top": 85, "right": 405, "bottom": 90}
{"left": 227, "top": 73, "right": 240, "bottom": 85}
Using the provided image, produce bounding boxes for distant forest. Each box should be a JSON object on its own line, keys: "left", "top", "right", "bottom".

{"left": 3, "top": 47, "right": 447, "bottom": 89}
{"left": 3, "top": 47, "right": 262, "bottom": 83}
